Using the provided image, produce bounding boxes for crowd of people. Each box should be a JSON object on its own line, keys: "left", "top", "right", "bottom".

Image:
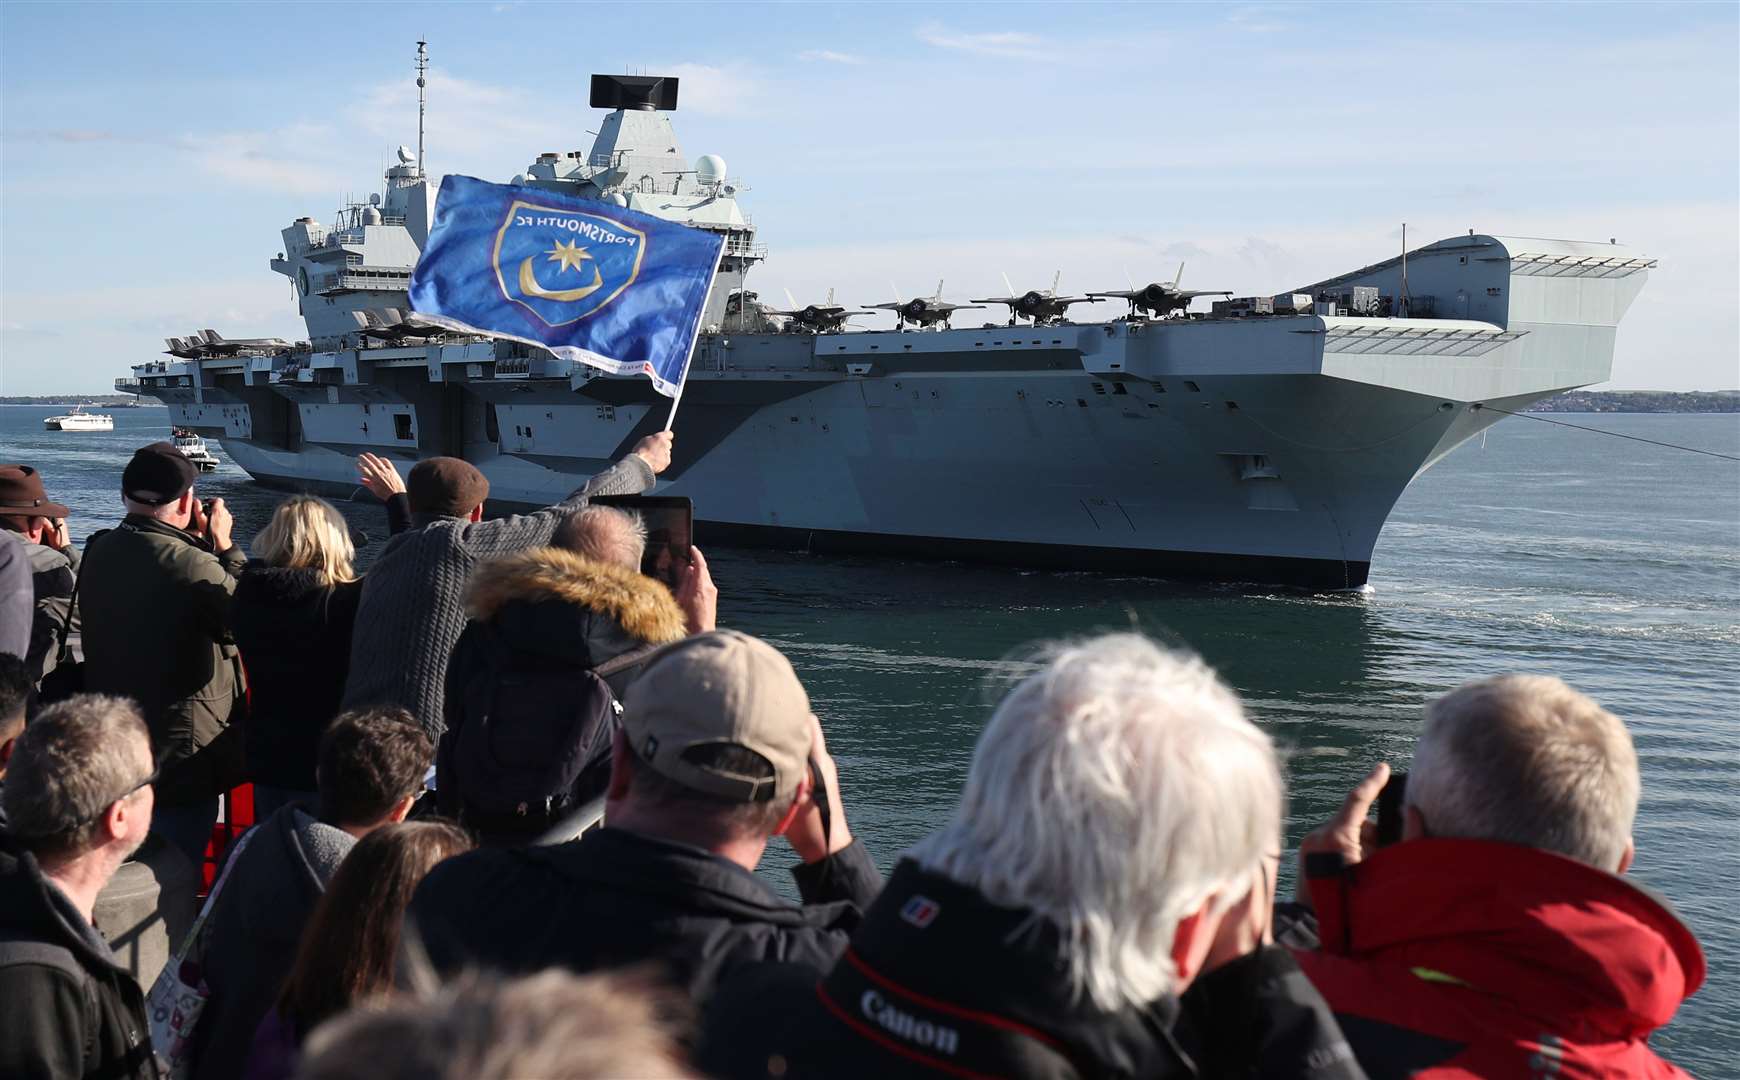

{"left": 0, "top": 442, "right": 1709, "bottom": 1079}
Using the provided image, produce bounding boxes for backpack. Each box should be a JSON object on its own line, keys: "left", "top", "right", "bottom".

{"left": 439, "top": 631, "right": 659, "bottom": 840}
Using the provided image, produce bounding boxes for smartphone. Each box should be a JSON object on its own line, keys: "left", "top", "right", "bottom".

{"left": 590, "top": 494, "right": 693, "bottom": 589}
{"left": 1375, "top": 771, "right": 1408, "bottom": 848}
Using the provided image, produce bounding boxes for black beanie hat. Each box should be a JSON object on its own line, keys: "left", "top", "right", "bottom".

{"left": 122, "top": 442, "right": 197, "bottom": 506}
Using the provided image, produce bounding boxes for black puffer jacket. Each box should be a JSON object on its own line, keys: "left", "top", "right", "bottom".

{"left": 703, "top": 859, "right": 1364, "bottom": 1080}
{"left": 436, "top": 548, "right": 689, "bottom": 833}
{"left": 231, "top": 567, "right": 364, "bottom": 791}
{"left": 0, "top": 834, "right": 159, "bottom": 1079}
{"left": 409, "top": 827, "right": 882, "bottom": 1004}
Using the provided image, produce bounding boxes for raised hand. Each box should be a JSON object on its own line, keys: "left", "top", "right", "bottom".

{"left": 631, "top": 431, "right": 674, "bottom": 475}
{"left": 674, "top": 545, "right": 717, "bottom": 635}
{"left": 357, "top": 452, "right": 406, "bottom": 501}
{"left": 783, "top": 713, "right": 854, "bottom": 864}
{"left": 1299, "top": 761, "right": 1390, "bottom": 873}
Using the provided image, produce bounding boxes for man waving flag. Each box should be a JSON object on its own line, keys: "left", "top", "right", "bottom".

{"left": 409, "top": 174, "right": 725, "bottom": 400}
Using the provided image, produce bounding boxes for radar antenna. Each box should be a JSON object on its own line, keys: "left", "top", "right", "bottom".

{"left": 415, "top": 39, "right": 429, "bottom": 178}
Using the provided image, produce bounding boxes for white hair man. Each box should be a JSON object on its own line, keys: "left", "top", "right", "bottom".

{"left": 728, "top": 634, "right": 1360, "bottom": 1079}
{"left": 1292, "top": 675, "right": 1706, "bottom": 1078}
{"left": 0, "top": 694, "right": 159, "bottom": 1078}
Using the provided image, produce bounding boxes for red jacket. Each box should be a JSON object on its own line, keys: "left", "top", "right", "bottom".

{"left": 1293, "top": 838, "right": 1705, "bottom": 1080}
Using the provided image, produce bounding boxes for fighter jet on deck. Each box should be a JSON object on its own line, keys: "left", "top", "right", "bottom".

{"left": 767, "top": 289, "right": 876, "bottom": 334}
{"left": 865, "top": 281, "right": 985, "bottom": 330}
{"left": 973, "top": 272, "right": 1096, "bottom": 326}
{"left": 163, "top": 330, "right": 293, "bottom": 358}
{"left": 1089, "top": 263, "right": 1233, "bottom": 318}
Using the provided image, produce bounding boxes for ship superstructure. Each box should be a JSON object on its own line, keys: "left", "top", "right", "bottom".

{"left": 119, "top": 58, "right": 1655, "bottom": 589}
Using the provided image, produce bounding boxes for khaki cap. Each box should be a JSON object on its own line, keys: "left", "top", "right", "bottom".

{"left": 621, "top": 630, "right": 812, "bottom": 804}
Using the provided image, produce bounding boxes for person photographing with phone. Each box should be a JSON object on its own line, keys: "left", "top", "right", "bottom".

{"left": 79, "top": 441, "right": 249, "bottom": 868}
{"left": 410, "top": 629, "right": 879, "bottom": 1006}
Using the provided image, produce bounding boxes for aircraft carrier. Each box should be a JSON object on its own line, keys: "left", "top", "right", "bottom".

{"left": 119, "top": 50, "right": 1657, "bottom": 589}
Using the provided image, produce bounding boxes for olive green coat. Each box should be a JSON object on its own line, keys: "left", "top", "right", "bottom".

{"left": 79, "top": 516, "right": 247, "bottom": 806}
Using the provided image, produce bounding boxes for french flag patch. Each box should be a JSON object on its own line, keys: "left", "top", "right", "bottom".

{"left": 900, "top": 895, "right": 940, "bottom": 929}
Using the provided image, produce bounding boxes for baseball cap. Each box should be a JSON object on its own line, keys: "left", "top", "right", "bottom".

{"left": 121, "top": 442, "right": 197, "bottom": 506}
{"left": 621, "top": 630, "right": 813, "bottom": 804}
{"left": 407, "top": 457, "right": 489, "bottom": 517}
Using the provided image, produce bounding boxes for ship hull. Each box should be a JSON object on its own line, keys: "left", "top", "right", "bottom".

{"left": 121, "top": 234, "right": 1651, "bottom": 588}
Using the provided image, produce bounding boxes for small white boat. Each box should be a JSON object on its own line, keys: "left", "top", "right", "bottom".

{"left": 43, "top": 405, "right": 114, "bottom": 431}
{"left": 173, "top": 428, "right": 221, "bottom": 472}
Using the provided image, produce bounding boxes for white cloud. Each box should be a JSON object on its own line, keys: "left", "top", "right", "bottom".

{"left": 800, "top": 49, "right": 865, "bottom": 66}
{"left": 654, "top": 63, "right": 762, "bottom": 117}
{"left": 176, "top": 123, "right": 348, "bottom": 196}
{"left": 915, "top": 23, "right": 1050, "bottom": 60}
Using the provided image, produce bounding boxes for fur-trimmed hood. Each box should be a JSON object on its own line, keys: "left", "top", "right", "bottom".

{"left": 465, "top": 546, "right": 687, "bottom": 645}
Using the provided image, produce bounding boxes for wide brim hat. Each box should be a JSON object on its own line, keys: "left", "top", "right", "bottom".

{"left": 0, "top": 464, "right": 71, "bottom": 519}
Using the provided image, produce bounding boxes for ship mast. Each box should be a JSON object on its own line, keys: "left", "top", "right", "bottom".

{"left": 415, "top": 39, "right": 428, "bottom": 178}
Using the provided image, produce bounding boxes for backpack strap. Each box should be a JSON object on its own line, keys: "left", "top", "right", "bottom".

{"left": 52, "top": 528, "right": 109, "bottom": 662}
{"left": 591, "top": 641, "right": 665, "bottom": 681}
{"left": 0, "top": 935, "right": 101, "bottom": 1064}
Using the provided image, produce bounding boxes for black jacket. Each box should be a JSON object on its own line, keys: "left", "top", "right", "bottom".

{"left": 80, "top": 517, "right": 248, "bottom": 806}
{"left": 189, "top": 806, "right": 356, "bottom": 1080}
{"left": 436, "top": 548, "right": 689, "bottom": 830}
{"left": 706, "top": 859, "right": 1363, "bottom": 1080}
{"left": 0, "top": 834, "right": 159, "bottom": 1079}
{"left": 409, "top": 826, "right": 882, "bottom": 1003}
{"left": 231, "top": 567, "right": 364, "bottom": 792}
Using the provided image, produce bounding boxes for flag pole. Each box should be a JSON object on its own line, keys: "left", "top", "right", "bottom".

{"left": 665, "top": 236, "right": 728, "bottom": 432}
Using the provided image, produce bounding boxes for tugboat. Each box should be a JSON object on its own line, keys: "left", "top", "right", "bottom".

{"left": 173, "top": 428, "right": 221, "bottom": 472}
{"left": 42, "top": 405, "right": 115, "bottom": 432}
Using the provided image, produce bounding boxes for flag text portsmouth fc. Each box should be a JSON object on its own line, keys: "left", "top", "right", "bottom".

{"left": 408, "top": 174, "right": 725, "bottom": 397}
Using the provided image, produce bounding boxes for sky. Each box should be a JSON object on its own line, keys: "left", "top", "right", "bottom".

{"left": 1, "top": 0, "right": 1736, "bottom": 394}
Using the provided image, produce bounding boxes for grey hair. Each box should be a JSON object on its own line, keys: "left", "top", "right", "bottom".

{"left": 2, "top": 694, "right": 152, "bottom": 857}
{"left": 909, "top": 633, "right": 1282, "bottom": 1012}
{"left": 298, "top": 968, "right": 693, "bottom": 1080}
{"left": 553, "top": 506, "right": 647, "bottom": 571}
{"left": 1406, "top": 674, "right": 1639, "bottom": 870}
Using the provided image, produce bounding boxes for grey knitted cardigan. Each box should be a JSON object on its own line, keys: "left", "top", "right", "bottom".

{"left": 341, "top": 456, "right": 655, "bottom": 736}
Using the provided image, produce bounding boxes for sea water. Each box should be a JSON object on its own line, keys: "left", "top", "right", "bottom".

{"left": 5, "top": 405, "right": 1736, "bottom": 1071}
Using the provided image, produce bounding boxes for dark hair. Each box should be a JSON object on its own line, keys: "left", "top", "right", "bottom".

{"left": 317, "top": 707, "right": 433, "bottom": 826}
{"left": 278, "top": 819, "right": 473, "bottom": 1035}
{"left": 0, "top": 653, "right": 31, "bottom": 735}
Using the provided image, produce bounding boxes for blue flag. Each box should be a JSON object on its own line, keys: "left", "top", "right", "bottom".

{"left": 409, "top": 174, "right": 725, "bottom": 397}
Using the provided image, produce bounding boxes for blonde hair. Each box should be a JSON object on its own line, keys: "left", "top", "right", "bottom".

{"left": 253, "top": 496, "right": 357, "bottom": 584}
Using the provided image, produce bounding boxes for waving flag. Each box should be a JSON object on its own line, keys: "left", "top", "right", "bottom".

{"left": 409, "top": 174, "right": 724, "bottom": 397}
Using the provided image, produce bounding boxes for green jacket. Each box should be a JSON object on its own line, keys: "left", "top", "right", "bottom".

{"left": 79, "top": 516, "right": 248, "bottom": 806}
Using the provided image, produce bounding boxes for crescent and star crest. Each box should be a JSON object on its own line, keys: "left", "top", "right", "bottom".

{"left": 519, "top": 238, "right": 604, "bottom": 301}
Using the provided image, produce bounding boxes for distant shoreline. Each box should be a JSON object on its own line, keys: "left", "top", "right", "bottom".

{"left": 4, "top": 390, "right": 1737, "bottom": 413}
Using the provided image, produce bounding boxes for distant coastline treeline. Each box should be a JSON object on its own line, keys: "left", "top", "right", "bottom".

{"left": 1529, "top": 390, "right": 1739, "bottom": 414}
{"left": 5, "top": 390, "right": 1737, "bottom": 413}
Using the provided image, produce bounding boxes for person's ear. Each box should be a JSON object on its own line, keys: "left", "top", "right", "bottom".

{"left": 606, "top": 730, "right": 634, "bottom": 801}
{"left": 771, "top": 772, "right": 813, "bottom": 838}
{"left": 388, "top": 793, "right": 416, "bottom": 824}
{"left": 0, "top": 734, "right": 17, "bottom": 770}
{"left": 469, "top": 504, "right": 484, "bottom": 523}
{"left": 1401, "top": 804, "right": 1429, "bottom": 843}
{"left": 1169, "top": 898, "right": 1219, "bottom": 990}
{"left": 106, "top": 794, "right": 141, "bottom": 847}
{"left": 179, "top": 489, "right": 196, "bottom": 515}
{"left": 1616, "top": 838, "right": 1635, "bottom": 875}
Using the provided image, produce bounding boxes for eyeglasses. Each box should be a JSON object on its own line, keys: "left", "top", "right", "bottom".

{"left": 62, "top": 764, "right": 159, "bottom": 829}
